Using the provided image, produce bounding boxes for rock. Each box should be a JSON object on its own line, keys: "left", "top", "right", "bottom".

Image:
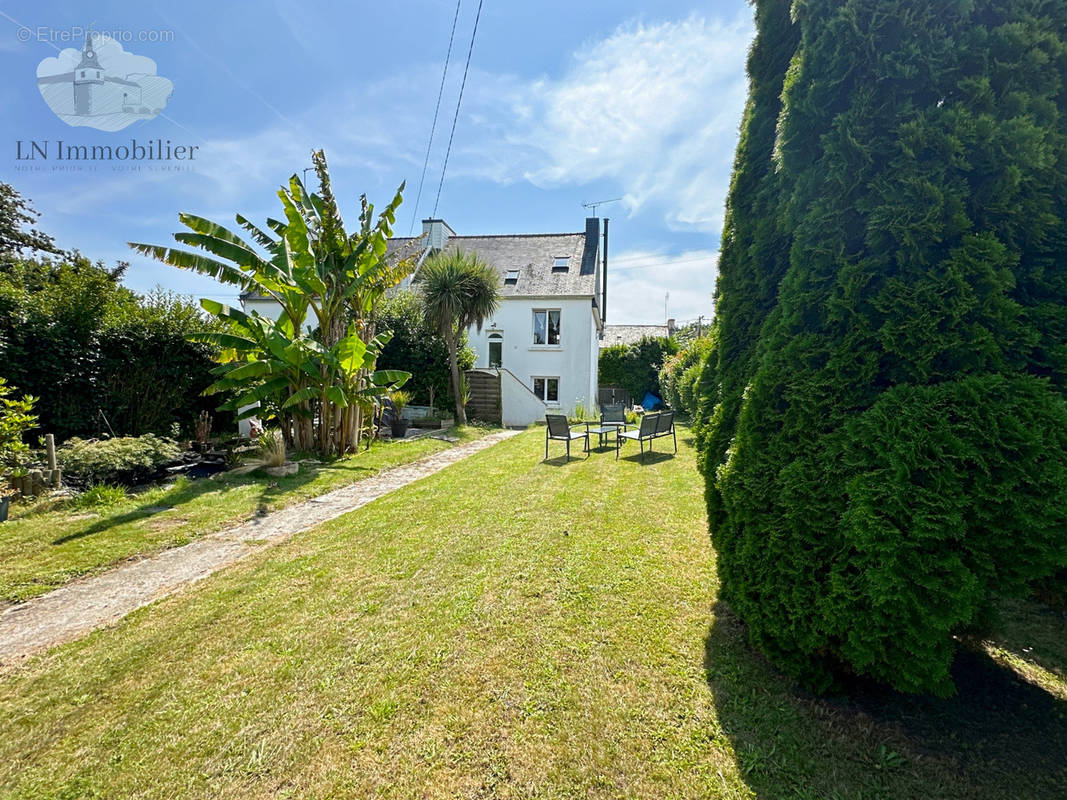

{"left": 264, "top": 462, "right": 299, "bottom": 477}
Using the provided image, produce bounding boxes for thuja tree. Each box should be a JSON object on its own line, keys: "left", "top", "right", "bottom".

{"left": 131, "top": 150, "right": 412, "bottom": 456}
{"left": 694, "top": 0, "right": 798, "bottom": 517}
{"left": 700, "top": 0, "right": 1067, "bottom": 695}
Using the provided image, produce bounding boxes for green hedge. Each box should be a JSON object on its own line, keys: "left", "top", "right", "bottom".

{"left": 0, "top": 256, "right": 227, "bottom": 439}
{"left": 599, "top": 336, "right": 678, "bottom": 402}
{"left": 700, "top": 0, "right": 1067, "bottom": 695}
{"left": 659, "top": 335, "right": 715, "bottom": 414}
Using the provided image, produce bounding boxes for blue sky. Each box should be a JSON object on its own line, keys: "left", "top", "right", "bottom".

{"left": 0, "top": 1, "right": 754, "bottom": 325}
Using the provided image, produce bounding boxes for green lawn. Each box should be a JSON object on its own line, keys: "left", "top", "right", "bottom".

{"left": 0, "top": 427, "right": 490, "bottom": 603}
{"left": 1, "top": 427, "right": 1064, "bottom": 798}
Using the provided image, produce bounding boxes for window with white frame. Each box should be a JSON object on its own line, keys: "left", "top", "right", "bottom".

{"left": 533, "top": 309, "right": 561, "bottom": 345}
{"left": 532, "top": 376, "right": 559, "bottom": 403}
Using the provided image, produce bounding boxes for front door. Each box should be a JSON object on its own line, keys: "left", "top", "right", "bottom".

{"left": 488, "top": 334, "right": 503, "bottom": 368}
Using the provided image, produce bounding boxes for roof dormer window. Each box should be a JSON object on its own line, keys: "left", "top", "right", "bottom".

{"left": 552, "top": 257, "right": 570, "bottom": 271}
{"left": 504, "top": 269, "right": 519, "bottom": 283}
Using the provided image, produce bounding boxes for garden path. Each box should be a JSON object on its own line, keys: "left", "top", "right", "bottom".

{"left": 0, "top": 429, "right": 520, "bottom": 665}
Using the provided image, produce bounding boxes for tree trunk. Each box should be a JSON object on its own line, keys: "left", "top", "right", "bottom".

{"left": 447, "top": 327, "right": 466, "bottom": 425}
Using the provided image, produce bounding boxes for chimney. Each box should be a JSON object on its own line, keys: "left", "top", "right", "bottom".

{"left": 581, "top": 217, "right": 600, "bottom": 274}
{"left": 667, "top": 318, "right": 676, "bottom": 336}
{"left": 421, "top": 218, "right": 455, "bottom": 251}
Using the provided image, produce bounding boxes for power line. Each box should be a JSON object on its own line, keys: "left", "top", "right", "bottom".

{"left": 408, "top": 0, "right": 463, "bottom": 235}
{"left": 431, "top": 0, "right": 484, "bottom": 218}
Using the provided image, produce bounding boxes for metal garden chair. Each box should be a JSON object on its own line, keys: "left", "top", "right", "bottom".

{"left": 545, "top": 413, "right": 589, "bottom": 461}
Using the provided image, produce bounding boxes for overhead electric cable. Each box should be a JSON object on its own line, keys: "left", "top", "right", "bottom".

{"left": 432, "top": 0, "right": 484, "bottom": 218}
{"left": 408, "top": 0, "right": 463, "bottom": 235}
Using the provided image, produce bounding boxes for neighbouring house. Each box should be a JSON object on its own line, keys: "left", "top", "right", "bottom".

{"left": 240, "top": 217, "right": 608, "bottom": 429}
{"left": 600, "top": 321, "right": 675, "bottom": 349}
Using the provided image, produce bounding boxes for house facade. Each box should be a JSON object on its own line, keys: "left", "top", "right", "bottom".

{"left": 241, "top": 216, "right": 607, "bottom": 428}
{"left": 395, "top": 217, "right": 606, "bottom": 426}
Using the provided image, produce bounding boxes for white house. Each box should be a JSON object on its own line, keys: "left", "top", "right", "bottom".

{"left": 393, "top": 217, "right": 607, "bottom": 426}
{"left": 241, "top": 217, "right": 608, "bottom": 429}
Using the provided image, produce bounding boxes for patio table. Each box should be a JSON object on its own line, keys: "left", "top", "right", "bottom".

{"left": 585, "top": 422, "right": 626, "bottom": 450}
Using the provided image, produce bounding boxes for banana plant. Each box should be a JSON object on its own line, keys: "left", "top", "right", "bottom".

{"left": 130, "top": 150, "right": 414, "bottom": 456}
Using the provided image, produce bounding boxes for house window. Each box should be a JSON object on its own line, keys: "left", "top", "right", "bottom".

{"left": 552, "top": 257, "right": 570, "bottom": 271}
{"left": 533, "top": 377, "right": 559, "bottom": 403}
{"left": 488, "top": 333, "right": 503, "bottom": 368}
{"left": 533, "top": 309, "right": 561, "bottom": 345}
{"left": 505, "top": 269, "right": 519, "bottom": 283}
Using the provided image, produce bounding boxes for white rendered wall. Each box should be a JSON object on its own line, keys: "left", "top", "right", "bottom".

{"left": 467, "top": 297, "right": 597, "bottom": 419}
{"left": 498, "top": 369, "right": 549, "bottom": 427}
{"left": 241, "top": 297, "right": 284, "bottom": 322}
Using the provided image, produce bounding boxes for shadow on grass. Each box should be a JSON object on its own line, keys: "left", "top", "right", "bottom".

{"left": 50, "top": 464, "right": 347, "bottom": 545}
{"left": 617, "top": 450, "right": 675, "bottom": 465}
{"left": 541, "top": 453, "right": 589, "bottom": 467}
{"left": 704, "top": 602, "right": 1067, "bottom": 800}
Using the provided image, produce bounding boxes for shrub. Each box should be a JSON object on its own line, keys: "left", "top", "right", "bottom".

{"left": 659, "top": 335, "right": 715, "bottom": 414}
{"left": 57, "top": 434, "right": 182, "bottom": 486}
{"left": 376, "top": 290, "right": 475, "bottom": 407}
{"left": 700, "top": 0, "right": 1067, "bottom": 695}
{"left": 599, "top": 336, "right": 678, "bottom": 401}
{"left": 257, "top": 429, "right": 287, "bottom": 468}
{"left": 0, "top": 378, "right": 36, "bottom": 476}
{"left": 676, "top": 360, "right": 705, "bottom": 415}
{"left": 70, "top": 484, "right": 128, "bottom": 510}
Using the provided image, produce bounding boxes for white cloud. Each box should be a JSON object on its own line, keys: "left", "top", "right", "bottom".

{"left": 607, "top": 248, "right": 718, "bottom": 325}
{"left": 143, "top": 12, "right": 753, "bottom": 234}
{"left": 479, "top": 13, "right": 754, "bottom": 233}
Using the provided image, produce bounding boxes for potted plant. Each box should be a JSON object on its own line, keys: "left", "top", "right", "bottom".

{"left": 390, "top": 390, "right": 411, "bottom": 438}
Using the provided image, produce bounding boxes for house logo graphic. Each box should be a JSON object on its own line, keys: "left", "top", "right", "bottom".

{"left": 35, "top": 31, "right": 173, "bottom": 132}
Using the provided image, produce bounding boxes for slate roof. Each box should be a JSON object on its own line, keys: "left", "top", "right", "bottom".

{"left": 243, "top": 223, "right": 600, "bottom": 301}
{"left": 600, "top": 324, "right": 671, "bottom": 348}
{"left": 391, "top": 231, "right": 598, "bottom": 298}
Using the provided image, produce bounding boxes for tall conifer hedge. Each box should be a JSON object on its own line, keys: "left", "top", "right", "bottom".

{"left": 699, "top": 0, "right": 1067, "bottom": 694}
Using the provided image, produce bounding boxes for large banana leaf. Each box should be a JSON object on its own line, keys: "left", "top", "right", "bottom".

{"left": 133, "top": 149, "right": 412, "bottom": 455}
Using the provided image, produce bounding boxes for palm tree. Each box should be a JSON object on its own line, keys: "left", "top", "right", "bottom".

{"left": 420, "top": 250, "right": 500, "bottom": 425}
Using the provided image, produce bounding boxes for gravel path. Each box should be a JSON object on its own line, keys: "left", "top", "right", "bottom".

{"left": 0, "top": 429, "right": 521, "bottom": 665}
